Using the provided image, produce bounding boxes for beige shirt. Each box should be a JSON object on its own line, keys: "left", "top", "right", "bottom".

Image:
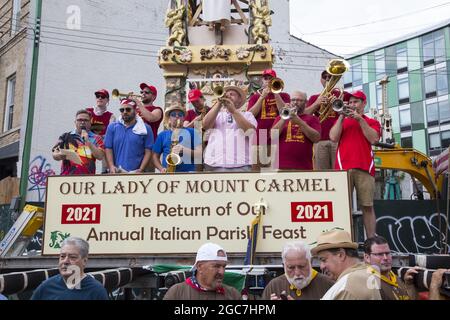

{"left": 322, "top": 263, "right": 383, "bottom": 300}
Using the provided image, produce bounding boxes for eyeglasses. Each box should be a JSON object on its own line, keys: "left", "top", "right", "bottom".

{"left": 76, "top": 119, "right": 90, "bottom": 122}
{"left": 370, "top": 252, "right": 392, "bottom": 258}
{"left": 170, "top": 111, "right": 185, "bottom": 117}
{"left": 140, "top": 90, "right": 152, "bottom": 95}
{"left": 119, "top": 107, "right": 133, "bottom": 113}
{"left": 322, "top": 75, "right": 332, "bottom": 80}
{"left": 96, "top": 95, "right": 107, "bottom": 99}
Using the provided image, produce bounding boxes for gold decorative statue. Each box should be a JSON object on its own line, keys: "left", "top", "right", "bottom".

{"left": 250, "top": 0, "right": 272, "bottom": 44}
{"left": 165, "top": 3, "right": 186, "bottom": 46}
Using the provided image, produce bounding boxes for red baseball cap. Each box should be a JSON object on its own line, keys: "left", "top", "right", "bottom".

{"left": 139, "top": 83, "right": 157, "bottom": 98}
{"left": 188, "top": 89, "right": 203, "bottom": 103}
{"left": 120, "top": 99, "right": 137, "bottom": 108}
{"left": 349, "top": 90, "right": 366, "bottom": 102}
{"left": 95, "top": 89, "right": 109, "bottom": 99}
{"left": 262, "top": 69, "right": 276, "bottom": 78}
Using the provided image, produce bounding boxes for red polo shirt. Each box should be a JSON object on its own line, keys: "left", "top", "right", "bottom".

{"left": 335, "top": 115, "right": 381, "bottom": 176}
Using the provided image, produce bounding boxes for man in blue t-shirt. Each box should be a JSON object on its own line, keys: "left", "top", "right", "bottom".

{"left": 31, "top": 237, "right": 108, "bottom": 300}
{"left": 104, "top": 99, "right": 154, "bottom": 173}
{"left": 152, "top": 104, "right": 202, "bottom": 173}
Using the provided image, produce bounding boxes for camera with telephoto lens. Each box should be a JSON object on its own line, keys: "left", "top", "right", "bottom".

{"left": 163, "top": 270, "right": 192, "bottom": 289}
{"left": 398, "top": 268, "right": 450, "bottom": 297}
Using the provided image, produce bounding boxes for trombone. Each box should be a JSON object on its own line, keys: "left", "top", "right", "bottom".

{"left": 111, "top": 89, "right": 142, "bottom": 100}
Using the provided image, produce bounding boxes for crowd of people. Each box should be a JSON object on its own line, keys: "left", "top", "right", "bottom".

{"left": 42, "top": 69, "right": 450, "bottom": 301}
{"left": 25, "top": 233, "right": 449, "bottom": 300}
{"left": 51, "top": 68, "right": 380, "bottom": 236}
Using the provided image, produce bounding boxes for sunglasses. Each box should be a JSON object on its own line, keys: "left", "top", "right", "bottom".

{"left": 96, "top": 95, "right": 107, "bottom": 99}
{"left": 322, "top": 75, "right": 332, "bottom": 80}
{"left": 169, "top": 111, "right": 185, "bottom": 117}
{"left": 140, "top": 90, "right": 152, "bottom": 95}
{"left": 119, "top": 107, "right": 133, "bottom": 113}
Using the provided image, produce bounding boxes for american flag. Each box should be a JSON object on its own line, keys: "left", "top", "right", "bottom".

{"left": 433, "top": 147, "right": 449, "bottom": 177}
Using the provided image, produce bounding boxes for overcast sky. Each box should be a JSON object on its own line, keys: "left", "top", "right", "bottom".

{"left": 290, "top": 0, "right": 450, "bottom": 56}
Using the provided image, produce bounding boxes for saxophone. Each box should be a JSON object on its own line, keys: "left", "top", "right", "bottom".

{"left": 165, "top": 119, "right": 182, "bottom": 173}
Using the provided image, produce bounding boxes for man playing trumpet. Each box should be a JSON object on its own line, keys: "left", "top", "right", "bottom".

{"left": 248, "top": 69, "right": 290, "bottom": 171}
{"left": 271, "top": 91, "right": 321, "bottom": 170}
{"left": 329, "top": 91, "right": 381, "bottom": 238}
{"left": 152, "top": 104, "right": 202, "bottom": 173}
{"left": 203, "top": 86, "right": 257, "bottom": 172}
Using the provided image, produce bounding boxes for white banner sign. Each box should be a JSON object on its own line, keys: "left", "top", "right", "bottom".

{"left": 43, "top": 171, "right": 352, "bottom": 255}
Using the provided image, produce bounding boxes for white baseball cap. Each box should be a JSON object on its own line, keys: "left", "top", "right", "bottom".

{"left": 191, "top": 243, "right": 228, "bottom": 271}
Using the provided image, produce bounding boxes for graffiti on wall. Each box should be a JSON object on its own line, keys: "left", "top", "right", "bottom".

{"left": 377, "top": 213, "right": 450, "bottom": 254}
{"left": 28, "top": 156, "right": 55, "bottom": 202}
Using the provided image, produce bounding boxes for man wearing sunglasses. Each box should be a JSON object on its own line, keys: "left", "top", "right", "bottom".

{"left": 152, "top": 104, "right": 202, "bottom": 173}
{"left": 86, "top": 89, "right": 116, "bottom": 136}
{"left": 104, "top": 99, "right": 154, "bottom": 174}
{"left": 305, "top": 70, "right": 350, "bottom": 170}
{"left": 134, "top": 83, "right": 163, "bottom": 140}
{"left": 86, "top": 89, "right": 116, "bottom": 174}
{"left": 203, "top": 86, "right": 257, "bottom": 172}
{"left": 52, "top": 110, "right": 105, "bottom": 175}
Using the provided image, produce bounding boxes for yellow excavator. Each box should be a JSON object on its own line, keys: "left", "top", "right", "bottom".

{"left": 374, "top": 147, "right": 445, "bottom": 199}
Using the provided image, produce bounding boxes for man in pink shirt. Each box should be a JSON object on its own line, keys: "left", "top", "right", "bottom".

{"left": 329, "top": 90, "right": 381, "bottom": 238}
{"left": 203, "top": 86, "right": 257, "bottom": 171}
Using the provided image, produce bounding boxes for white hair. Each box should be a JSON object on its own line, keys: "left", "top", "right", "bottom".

{"left": 281, "top": 241, "right": 311, "bottom": 263}
{"left": 61, "top": 237, "right": 89, "bottom": 258}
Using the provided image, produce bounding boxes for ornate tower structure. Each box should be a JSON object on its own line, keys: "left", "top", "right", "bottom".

{"left": 159, "top": 0, "right": 274, "bottom": 109}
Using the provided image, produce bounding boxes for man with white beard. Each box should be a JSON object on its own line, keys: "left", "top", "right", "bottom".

{"left": 261, "top": 241, "right": 334, "bottom": 300}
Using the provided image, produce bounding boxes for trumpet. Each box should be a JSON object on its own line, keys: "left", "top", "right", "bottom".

{"left": 268, "top": 78, "right": 284, "bottom": 94}
{"left": 332, "top": 99, "right": 353, "bottom": 117}
{"left": 111, "top": 89, "right": 142, "bottom": 100}
{"left": 213, "top": 85, "right": 225, "bottom": 99}
{"left": 280, "top": 106, "right": 296, "bottom": 120}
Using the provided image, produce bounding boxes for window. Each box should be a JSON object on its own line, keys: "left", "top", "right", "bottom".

{"left": 4, "top": 75, "right": 16, "bottom": 132}
{"left": 439, "top": 99, "right": 450, "bottom": 124}
{"left": 399, "top": 106, "right": 411, "bottom": 131}
{"left": 429, "top": 130, "right": 450, "bottom": 155}
{"left": 443, "top": 130, "right": 450, "bottom": 149}
{"left": 396, "top": 47, "right": 408, "bottom": 73}
{"left": 11, "top": 0, "right": 21, "bottom": 35}
{"left": 422, "top": 30, "right": 446, "bottom": 66}
{"left": 424, "top": 69, "right": 436, "bottom": 98}
{"left": 352, "top": 61, "right": 362, "bottom": 86}
{"left": 426, "top": 101, "right": 439, "bottom": 126}
{"left": 375, "top": 51, "right": 385, "bottom": 80}
{"left": 343, "top": 68, "right": 352, "bottom": 88}
{"left": 436, "top": 66, "right": 448, "bottom": 96}
{"left": 435, "top": 31, "right": 446, "bottom": 64}
{"left": 398, "top": 77, "right": 409, "bottom": 104}
{"left": 376, "top": 85, "right": 382, "bottom": 110}
{"left": 401, "top": 136, "right": 413, "bottom": 148}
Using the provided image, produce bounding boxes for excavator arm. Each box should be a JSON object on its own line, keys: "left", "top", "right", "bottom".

{"left": 374, "top": 148, "right": 444, "bottom": 199}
